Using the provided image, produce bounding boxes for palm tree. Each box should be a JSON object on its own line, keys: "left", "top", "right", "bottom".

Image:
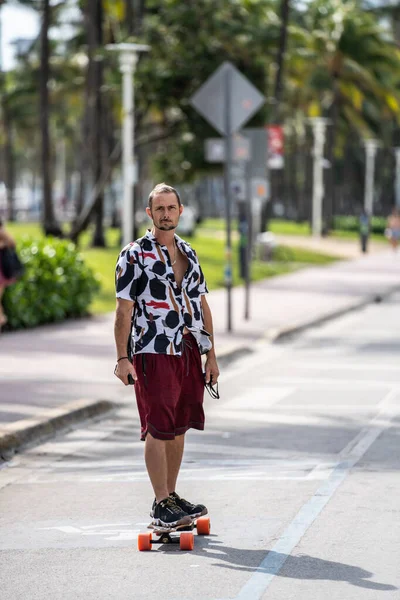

{"left": 86, "top": 0, "right": 106, "bottom": 247}
{"left": 285, "top": 0, "right": 400, "bottom": 225}
{"left": 0, "top": 3, "right": 15, "bottom": 220}
{"left": 262, "top": 0, "right": 291, "bottom": 232}
{"left": 40, "top": 0, "right": 62, "bottom": 235}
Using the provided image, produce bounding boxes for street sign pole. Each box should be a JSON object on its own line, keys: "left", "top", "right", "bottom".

{"left": 190, "top": 62, "right": 265, "bottom": 333}
{"left": 224, "top": 67, "right": 233, "bottom": 332}
{"left": 244, "top": 159, "right": 252, "bottom": 321}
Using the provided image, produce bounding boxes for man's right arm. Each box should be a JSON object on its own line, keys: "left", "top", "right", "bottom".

{"left": 114, "top": 298, "right": 137, "bottom": 385}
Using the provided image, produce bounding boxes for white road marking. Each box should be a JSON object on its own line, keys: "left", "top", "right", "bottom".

{"left": 37, "top": 522, "right": 144, "bottom": 541}
{"left": 233, "top": 387, "right": 400, "bottom": 600}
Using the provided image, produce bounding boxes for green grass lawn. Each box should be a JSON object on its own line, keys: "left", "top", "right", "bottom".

{"left": 7, "top": 222, "right": 338, "bottom": 314}
{"left": 330, "top": 229, "right": 386, "bottom": 242}
{"left": 199, "top": 217, "right": 387, "bottom": 242}
{"left": 198, "top": 218, "right": 311, "bottom": 236}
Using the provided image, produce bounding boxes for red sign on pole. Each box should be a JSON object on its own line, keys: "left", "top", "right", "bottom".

{"left": 266, "top": 125, "right": 284, "bottom": 169}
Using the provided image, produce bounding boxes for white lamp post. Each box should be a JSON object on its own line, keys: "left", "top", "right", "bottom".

{"left": 310, "top": 118, "right": 329, "bottom": 237}
{"left": 394, "top": 147, "right": 400, "bottom": 209}
{"left": 106, "top": 43, "right": 150, "bottom": 246}
{"left": 364, "top": 138, "right": 379, "bottom": 216}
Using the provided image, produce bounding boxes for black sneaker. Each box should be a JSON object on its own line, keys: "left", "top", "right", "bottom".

{"left": 170, "top": 491, "right": 208, "bottom": 519}
{"left": 151, "top": 497, "right": 192, "bottom": 528}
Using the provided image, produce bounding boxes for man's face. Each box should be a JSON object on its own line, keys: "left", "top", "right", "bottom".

{"left": 146, "top": 192, "right": 183, "bottom": 231}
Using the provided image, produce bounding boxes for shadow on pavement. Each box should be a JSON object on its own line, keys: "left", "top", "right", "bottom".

{"left": 184, "top": 538, "right": 397, "bottom": 591}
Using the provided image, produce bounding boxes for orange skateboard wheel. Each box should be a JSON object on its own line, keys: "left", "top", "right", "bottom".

{"left": 138, "top": 532, "right": 152, "bottom": 551}
{"left": 196, "top": 516, "right": 211, "bottom": 535}
{"left": 180, "top": 532, "right": 194, "bottom": 551}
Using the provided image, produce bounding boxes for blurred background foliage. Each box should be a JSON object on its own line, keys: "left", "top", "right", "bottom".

{"left": 1, "top": 0, "right": 399, "bottom": 329}
{"left": 1, "top": 0, "right": 400, "bottom": 243}
{"left": 3, "top": 236, "right": 100, "bottom": 328}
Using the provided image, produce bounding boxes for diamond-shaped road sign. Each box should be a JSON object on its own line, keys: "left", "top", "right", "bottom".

{"left": 190, "top": 62, "right": 265, "bottom": 136}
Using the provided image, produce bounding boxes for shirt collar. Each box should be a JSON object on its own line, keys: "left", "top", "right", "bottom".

{"left": 144, "top": 229, "right": 189, "bottom": 253}
{"left": 144, "top": 229, "right": 193, "bottom": 262}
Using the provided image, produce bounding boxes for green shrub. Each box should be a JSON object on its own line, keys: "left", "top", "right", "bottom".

{"left": 333, "top": 215, "right": 387, "bottom": 234}
{"left": 272, "top": 245, "right": 338, "bottom": 264}
{"left": 3, "top": 237, "right": 100, "bottom": 330}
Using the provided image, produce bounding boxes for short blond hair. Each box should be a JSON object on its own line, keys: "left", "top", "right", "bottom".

{"left": 148, "top": 183, "right": 181, "bottom": 208}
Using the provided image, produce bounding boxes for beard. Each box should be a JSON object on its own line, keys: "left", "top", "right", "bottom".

{"left": 155, "top": 220, "right": 177, "bottom": 231}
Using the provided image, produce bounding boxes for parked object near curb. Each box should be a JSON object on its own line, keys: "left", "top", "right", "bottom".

{"left": 256, "top": 231, "right": 277, "bottom": 261}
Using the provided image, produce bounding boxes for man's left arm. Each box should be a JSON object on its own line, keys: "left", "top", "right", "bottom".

{"left": 201, "top": 295, "right": 220, "bottom": 384}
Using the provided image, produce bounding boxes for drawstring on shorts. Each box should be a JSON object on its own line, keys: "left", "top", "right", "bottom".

{"left": 142, "top": 354, "right": 147, "bottom": 387}
{"left": 182, "top": 336, "right": 193, "bottom": 376}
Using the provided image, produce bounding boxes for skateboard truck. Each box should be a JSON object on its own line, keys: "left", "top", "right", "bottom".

{"left": 138, "top": 516, "right": 211, "bottom": 551}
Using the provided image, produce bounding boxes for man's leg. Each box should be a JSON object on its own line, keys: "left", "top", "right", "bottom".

{"left": 166, "top": 433, "right": 185, "bottom": 494}
{"left": 144, "top": 433, "right": 170, "bottom": 503}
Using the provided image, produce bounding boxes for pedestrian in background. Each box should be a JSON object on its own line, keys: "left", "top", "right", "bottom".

{"left": 386, "top": 207, "right": 400, "bottom": 252}
{"left": 0, "top": 218, "right": 17, "bottom": 329}
{"left": 359, "top": 209, "right": 370, "bottom": 254}
{"left": 114, "top": 183, "right": 220, "bottom": 529}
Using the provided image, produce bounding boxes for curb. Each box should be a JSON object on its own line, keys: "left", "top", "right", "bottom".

{"left": 217, "top": 285, "right": 400, "bottom": 366}
{"left": 0, "top": 398, "right": 116, "bottom": 461}
{"left": 268, "top": 289, "right": 397, "bottom": 344}
{"left": 217, "top": 345, "right": 253, "bottom": 368}
{"left": 2, "top": 285, "right": 399, "bottom": 462}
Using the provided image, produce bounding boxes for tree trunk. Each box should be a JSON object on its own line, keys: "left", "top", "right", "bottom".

{"left": 68, "top": 0, "right": 106, "bottom": 244}
{"left": 72, "top": 37, "right": 92, "bottom": 229}
{"left": 125, "top": 0, "right": 134, "bottom": 35}
{"left": 324, "top": 77, "right": 340, "bottom": 234}
{"left": 261, "top": 0, "right": 291, "bottom": 232}
{"left": 40, "top": 0, "right": 61, "bottom": 236}
{"left": 1, "top": 94, "right": 16, "bottom": 221}
{"left": 133, "top": 0, "right": 146, "bottom": 36}
{"left": 273, "top": 0, "right": 291, "bottom": 112}
{"left": 89, "top": 0, "right": 106, "bottom": 248}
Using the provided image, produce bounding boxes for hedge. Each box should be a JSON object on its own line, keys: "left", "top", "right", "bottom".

{"left": 3, "top": 237, "right": 100, "bottom": 330}
{"left": 333, "top": 215, "right": 387, "bottom": 234}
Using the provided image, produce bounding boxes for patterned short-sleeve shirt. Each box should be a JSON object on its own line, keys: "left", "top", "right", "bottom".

{"left": 115, "top": 230, "right": 212, "bottom": 357}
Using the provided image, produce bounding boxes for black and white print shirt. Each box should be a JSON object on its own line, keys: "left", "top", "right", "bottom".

{"left": 115, "top": 230, "right": 212, "bottom": 356}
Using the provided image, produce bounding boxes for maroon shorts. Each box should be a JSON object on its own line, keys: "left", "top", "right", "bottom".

{"left": 133, "top": 334, "right": 205, "bottom": 441}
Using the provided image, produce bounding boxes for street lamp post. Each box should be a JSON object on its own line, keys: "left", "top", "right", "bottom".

{"left": 310, "top": 118, "right": 329, "bottom": 237}
{"left": 364, "top": 139, "right": 379, "bottom": 216}
{"left": 106, "top": 43, "right": 150, "bottom": 247}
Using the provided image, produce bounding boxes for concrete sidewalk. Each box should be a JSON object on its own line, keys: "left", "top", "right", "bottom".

{"left": 1, "top": 249, "right": 400, "bottom": 457}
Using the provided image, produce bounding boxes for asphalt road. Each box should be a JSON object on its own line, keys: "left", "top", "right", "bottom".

{"left": 1, "top": 295, "right": 400, "bottom": 600}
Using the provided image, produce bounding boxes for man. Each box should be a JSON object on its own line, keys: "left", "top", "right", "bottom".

{"left": 114, "top": 183, "right": 219, "bottom": 528}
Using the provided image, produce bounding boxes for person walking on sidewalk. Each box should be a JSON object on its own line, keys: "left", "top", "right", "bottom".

{"left": 0, "top": 218, "right": 17, "bottom": 329}
{"left": 359, "top": 209, "right": 370, "bottom": 254}
{"left": 114, "top": 183, "right": 220, "bottom": 529}
{"left": 386, "top": 207, "right": 400, "bottom": 252}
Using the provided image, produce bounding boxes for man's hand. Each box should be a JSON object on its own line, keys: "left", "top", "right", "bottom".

{"left": 114, "top": 358, "right": 137, "bottom": 386}
{"left": 204, "top": 354, "right": 219, "bottom": 385}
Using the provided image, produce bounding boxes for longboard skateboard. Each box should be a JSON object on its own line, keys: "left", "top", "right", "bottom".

{"left": 138, "top": 515, "right": 211, "bottom": 551}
